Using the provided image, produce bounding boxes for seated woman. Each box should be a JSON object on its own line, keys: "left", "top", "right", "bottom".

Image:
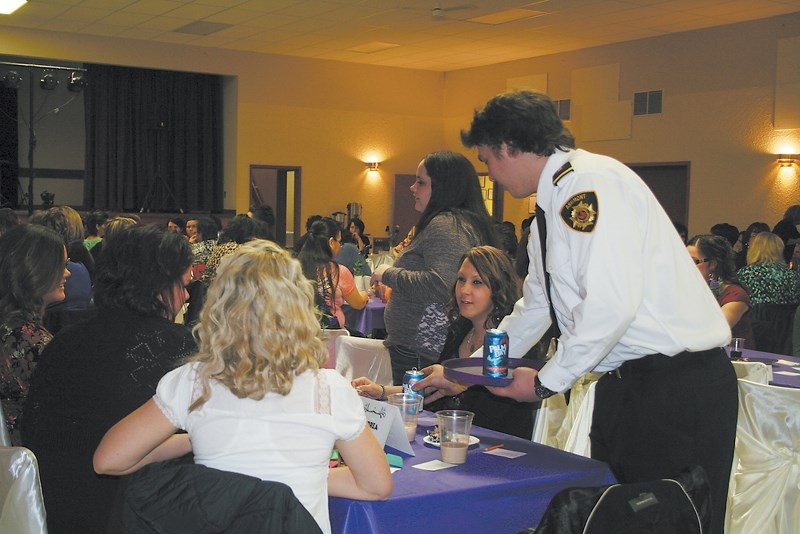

{"left": 35, "top": 206, "right": 93, "bottom": 308}
{"left": 22, "top": 226, "right": 196, "bottom": 534}
{"left": 353, "top": 246, "right": 536, "bottom": 438}
{"left": 737, "top": 232, "right": 800, "bottom": 305}
{"left": 187, "top": 216, "right": 219, "bottom": 267}
{"left": 348, "top": 217, "right": 371, "bottom": 255}
{"left": 93, "top": 240, "right": 391, "bottom": 534}
{"left": 298, "top": 217, "right": 368, "bottom": 331}
{"left": 201, "top": 214, "right": 270, "bottom": 288}
{"left": 0, "top": 225, "right": 70, "bottom": 444}
{"left": 687, "top": 234, "right": 755, "bottom": 348}
{"left": 83, "top": 210, "right": 109, "bottom": 252}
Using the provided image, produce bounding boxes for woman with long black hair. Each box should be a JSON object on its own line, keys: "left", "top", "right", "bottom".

{"left": 371, "top": 150, "right": 497, "bottom": 384}
{"left": 298, "top": 217, "right": 368, "bottom": 331}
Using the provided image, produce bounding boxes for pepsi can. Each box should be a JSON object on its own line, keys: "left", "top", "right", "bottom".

{"left": 483, "top": 329, "right": 509, "bottom": 378}
{"left": 402, "top": 368, "right": 424, "bottom": 397}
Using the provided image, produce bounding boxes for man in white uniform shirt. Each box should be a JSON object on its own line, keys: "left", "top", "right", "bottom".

{"left": 459, "top": 91, "right": 737, "bottom": 534}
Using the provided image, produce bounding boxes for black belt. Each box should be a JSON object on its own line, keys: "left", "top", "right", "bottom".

{"left": 608, "top": 348, "right": 722, "bottom": 379}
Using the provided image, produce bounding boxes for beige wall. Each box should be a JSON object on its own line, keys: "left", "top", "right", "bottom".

{"left": 3, "top": 12, "right": 800, "bottom": 236}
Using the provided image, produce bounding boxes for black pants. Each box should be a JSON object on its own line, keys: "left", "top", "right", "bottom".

{"left": 590, "top": 348, "right": 737, "bottom": 534}
{"left": 387, "top": 344, "right": 439, "bottom": 386}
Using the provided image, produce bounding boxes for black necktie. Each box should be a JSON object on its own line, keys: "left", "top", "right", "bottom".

{"left": 536, "top": 204, "right": 561, "bottom": 338}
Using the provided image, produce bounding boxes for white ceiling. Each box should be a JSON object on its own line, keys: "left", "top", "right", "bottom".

{"left": 2, "top": 0, "right": 800, "bottom": 71}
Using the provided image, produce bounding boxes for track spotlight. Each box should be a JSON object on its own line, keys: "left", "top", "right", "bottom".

{"left": 2, "top": 71, "right": 20, "bottom": 89}
{"left": 68, "top": 72, "right": 87, "bottom": 92}
{"left": 40, "top": 72, "right": 58, "bottom": 90}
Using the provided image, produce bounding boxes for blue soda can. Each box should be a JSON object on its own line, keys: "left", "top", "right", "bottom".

{"left": 483, "top": 329, "right": 509, "bottom": 378}
{"left": 402, "top": 368, "right": 425, "bottom": 397}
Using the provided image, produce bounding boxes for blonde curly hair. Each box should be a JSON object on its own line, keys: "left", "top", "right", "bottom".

{"left": 189, "top": 239, "right": 327, "bottom": 411}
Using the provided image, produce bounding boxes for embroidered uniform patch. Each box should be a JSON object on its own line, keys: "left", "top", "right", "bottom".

{"left": 561, "top": 191, "right": 598, "bottom": 232}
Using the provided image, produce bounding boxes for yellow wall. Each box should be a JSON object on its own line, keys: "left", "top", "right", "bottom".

{"left": 4, "top": 11, "right": 800, "bottom": 236}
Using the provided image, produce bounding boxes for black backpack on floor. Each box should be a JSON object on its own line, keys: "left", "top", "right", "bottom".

{"left": 524, "top": 464, "right": 711, "bottom": 534}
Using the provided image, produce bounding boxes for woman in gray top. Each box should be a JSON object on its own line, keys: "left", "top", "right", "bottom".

{"left": 372, "top": 150, "right": 496, "bottom": 384}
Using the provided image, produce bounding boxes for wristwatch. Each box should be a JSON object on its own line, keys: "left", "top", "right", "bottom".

{"left": 534, "top": 375, "right": 557, "bottom": 400}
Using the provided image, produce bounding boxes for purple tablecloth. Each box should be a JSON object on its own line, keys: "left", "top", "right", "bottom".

{"left": 343, "top": 297, "right": 385, "bottom": 336}
{"left": 726, "top": 346, "right": 800, "bottom": 388}
{"left": 329, "top": 417, "right": 616, "bottom": 534}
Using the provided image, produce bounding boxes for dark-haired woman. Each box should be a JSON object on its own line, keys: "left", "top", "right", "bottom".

{"left": 23, "top": 225, "right": 196, "bottom": 533}
{"left": 201, "top": 214, "right": 270, "bottom": 288}
{"left": 298, "top": 217, "right": 368, "bottom": 330}
{"left": 0, "top": 225, "right": 70, "bottom": 445}
{"left": 348, "top": 217, "right": 371, "bottom": 255}
{"left": 371, "top": 150, "right": 497, "bottom": 384}
{"left": 355, "top": 246, "right": 535, "bottom": 438}
{"left": 687, "top": 234, "right": 755, "bottom": 348}
{"left": 83, "top": 210, "right": 109, "bottom": 252}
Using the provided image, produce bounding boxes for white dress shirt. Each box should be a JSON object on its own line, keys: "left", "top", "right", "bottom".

{"left": 497, "top": 148, "right": 731, "bottom": 393}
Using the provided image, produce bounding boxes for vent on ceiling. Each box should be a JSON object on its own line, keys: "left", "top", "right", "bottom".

{"left": 634, "top": 90, "right": 662, "bottom": 115}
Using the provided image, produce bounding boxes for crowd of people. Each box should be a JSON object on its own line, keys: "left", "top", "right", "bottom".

{"left": 2, "top": 90, "right": 800, "bottom": 533}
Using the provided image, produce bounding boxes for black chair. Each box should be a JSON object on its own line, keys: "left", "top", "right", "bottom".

{"left": 750, "top": 303, "right": 797, "bottom": 355}
{"left": 109, "top": 460, "right": 322, "bottom": 534}
{"left": 524, "top": 465, "right": 711, "bottom": 534}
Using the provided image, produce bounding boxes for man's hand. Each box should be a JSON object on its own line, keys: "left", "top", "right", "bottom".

{"left": 486, "top": 367, "right": 541, "bottom": 402}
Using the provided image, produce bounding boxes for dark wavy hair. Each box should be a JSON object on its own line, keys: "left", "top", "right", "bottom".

{"left": 0, "top": 224, "right": 65, "bottom": 320}
{"left": 415, "top": 151, "right": 497, "bottom": 246}
{"left": 93, "top": 225, "right": 192, "bottom": 319}
{"left": 218, "top": 214, "right": 270, "bottom": 245}
{"left": 297, "top": 217, "right": 341, "bottom": 311}
{"left": 85, "top": 210, "right": 109, "bottom": 237}
{"left": 191, "top": 216, "right": 219, "bottom": 242}
{"left": 349, "top": 217, "right": 365, "bottom": 236}
{"left": 448, "top": 246, "right": 521, "bottom": 329}
{"left": 461, "top": 90, "right": 575, "bottom": 157}
{"left": 687, "top": 234, "right": 741, "bottom": 286}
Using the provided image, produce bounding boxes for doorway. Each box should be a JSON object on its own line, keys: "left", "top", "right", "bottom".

{"left": 249, "top": 165, "right": 301, "bottom": 247}
{"left": 628, "top": 162, "right": 690, "bottom": 226}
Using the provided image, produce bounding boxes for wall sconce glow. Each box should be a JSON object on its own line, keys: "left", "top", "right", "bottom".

{"left": 0, "top": 0, "right": 27, "bottom": 15}
{"left": 366, "top": 161, "right": 380, "bottom": 172}
{"left": 777, "top": 154, "right": 799, "bottom": 167}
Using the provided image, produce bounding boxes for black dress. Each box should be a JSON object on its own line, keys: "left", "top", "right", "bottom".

{"left": 22, "top": 307, "right": 197, "bottom": 534}
{"left": 426, "top": 317, "right": 537, "bottom": 439}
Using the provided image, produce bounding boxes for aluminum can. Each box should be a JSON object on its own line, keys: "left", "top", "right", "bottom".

{"left": 483, "top": 329, "right": 509, "bottom": 378}
{"left": 402, "top": 368, "right": 425, "bottom": 397}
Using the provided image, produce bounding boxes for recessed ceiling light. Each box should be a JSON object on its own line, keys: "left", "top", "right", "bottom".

{"left": 347, "top": 42, "right": 400, "bottom": 54}
{"left": 0, "top": 0, "right": 26, "bottom": 15}
{"left": 174, "top": 21, "right": 233, "bottom": 36}
{"left": 468, "top": 9, "right": 547, "bottom": 25}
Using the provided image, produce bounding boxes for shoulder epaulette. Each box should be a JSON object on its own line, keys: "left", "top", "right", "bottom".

{"left": 552, "top": 161, "right": 573, "bottom": 186}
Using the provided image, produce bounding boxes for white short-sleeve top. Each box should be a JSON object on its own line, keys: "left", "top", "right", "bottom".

{"left": 154, "top": 363, "right": 366, "bottom": 534}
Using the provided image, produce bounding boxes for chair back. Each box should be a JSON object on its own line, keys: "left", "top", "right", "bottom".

{"left": 0, "top": 403, "right": 10, "bottom": 447}
{"left": 334, "top": 336, "right": 392, "bottom": 386}
{"left": 322, "top": 329, "right": 350, "bottom": 369}
{"left": 726, "top": 379, "right": 800, "bottom": 533}
{"left": 0, "top": 447, "right": 48, "bottom": 534}
{"left": 750, "top": 303, "right": 796, "bottom": 355}
{"left": 531, "top": 372, "right": 601, "bottom": 449}
{"left": 730, "top": 360, "right": 772, "bottom": 384}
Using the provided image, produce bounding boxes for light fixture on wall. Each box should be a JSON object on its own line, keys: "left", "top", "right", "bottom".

{"left": 0, "top": 0, "right": 27, "bottom": 15}
{"left": 366, "top": 161, "right": 380, "bottom": 172}
{"left": 777, "top": 154, "right": 798, "bottom": 167}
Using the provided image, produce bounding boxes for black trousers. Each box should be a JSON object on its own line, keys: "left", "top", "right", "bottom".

{"left": 590, "top": 348, "right": 738, "bottom": 534}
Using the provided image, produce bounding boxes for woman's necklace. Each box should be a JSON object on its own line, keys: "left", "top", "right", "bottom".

{"left": 466, "top": 327, "right": 481, "bottom": 354}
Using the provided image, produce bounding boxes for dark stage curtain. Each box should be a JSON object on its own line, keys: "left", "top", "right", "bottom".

{"left": 84, "top": 64, "right": 223, "bottom": 212}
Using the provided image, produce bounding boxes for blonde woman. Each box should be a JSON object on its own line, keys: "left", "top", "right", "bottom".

{"left": 737, "top": 231, "right": 800, "bottom": 305}
{"left": 94, "top": 240, "right": 391, "bottom": 533}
